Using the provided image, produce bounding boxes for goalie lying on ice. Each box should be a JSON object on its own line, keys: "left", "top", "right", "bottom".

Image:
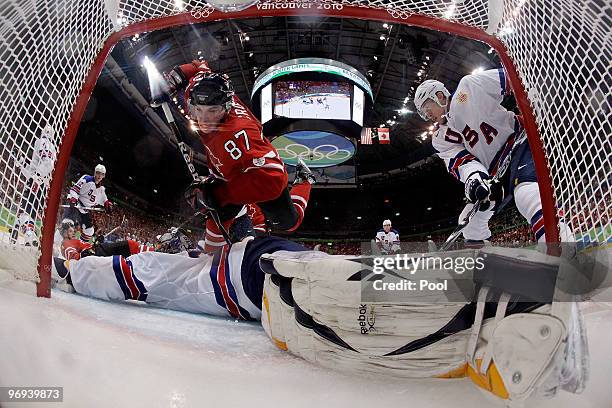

{"left": 51, "top": 235, "right": 587, "bottom": 403}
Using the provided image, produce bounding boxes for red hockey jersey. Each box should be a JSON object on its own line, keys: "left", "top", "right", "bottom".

{"left": 181, "top": 61, "right": 288, "bottom": 207}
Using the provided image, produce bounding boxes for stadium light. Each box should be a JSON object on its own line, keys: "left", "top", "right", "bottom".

{"left": 356, "top": 216, "right": 362, "bottom": 220}
{"left": 444, "top": 3, "right": 455, "bottom": 19}
{"left": 399, "top": 107, "right": 411, "bottom": 115}
{"left": 324, "top": 216, "right": 330, "bottom": 220}
{"left": 395, "top": 212, "right": 400, "bottom": 216}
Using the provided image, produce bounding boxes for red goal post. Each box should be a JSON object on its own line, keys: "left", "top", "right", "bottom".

{"left": 0, "top": 0, "right": 607, "bottom": 297}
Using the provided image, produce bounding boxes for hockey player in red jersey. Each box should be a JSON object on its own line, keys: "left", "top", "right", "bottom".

{"left": 163, "top": 60, "right": 314, "bottom": 252}
{"left": 58, "top": 219, "right": 154, "bottom": 261}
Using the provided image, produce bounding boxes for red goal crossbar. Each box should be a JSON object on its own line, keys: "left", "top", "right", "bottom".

{"left": 37, "top": 5, "right": 559, "bottom": 297}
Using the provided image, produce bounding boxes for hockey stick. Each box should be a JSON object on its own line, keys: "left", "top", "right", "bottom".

{"left": 59, "top": 204, "right": 104, "bottom": 212}
{"left": 143, "top": 60, "right": 231, "bottom": 245}
{"left": 157, "top": 100, "right": 232, "bottom": 244}
{"left": 103, "top": 215, "right": 127, "bottom": 238}
{"left": 439, "top": 131, "right": 527, "bottom": 251}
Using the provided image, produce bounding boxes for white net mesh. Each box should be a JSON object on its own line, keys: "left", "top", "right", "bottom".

{"left": 0, "top": 0, "right": 609, "bottom": 287}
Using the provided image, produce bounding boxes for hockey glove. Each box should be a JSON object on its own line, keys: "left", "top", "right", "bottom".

{"left": 184, "top": 176, "right": 220, "bottom": 214}
{"left": 465, "top": 171, "right": 491, "bottom": 203}
{"left": 68, "top": 197, "right": 78, "bottom": 208}
{"left": 104, "top": 200, "right": 113, "bottom": 213}
{"left": 164, "top": 65, "right": 188, "bottom": 94}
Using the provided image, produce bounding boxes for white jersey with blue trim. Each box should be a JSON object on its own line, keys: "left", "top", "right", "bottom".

{"left": 66, "top": 238, "right": 261, "bottom": 320}
{"left": 375, "top": 229, "right": 400, "bottom": 253}
{"left": 21, "top": 136, "right": 56, "bottom": 186}
{"left": 432, "top": 68, "right": 520, "bottom": 183}
{"left": 68, "top": 174, "right": 108, "bottom": 213}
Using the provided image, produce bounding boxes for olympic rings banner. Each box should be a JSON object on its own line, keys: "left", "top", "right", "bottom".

{"left": 272, "top": 130, "right": 355, "bottom": 168}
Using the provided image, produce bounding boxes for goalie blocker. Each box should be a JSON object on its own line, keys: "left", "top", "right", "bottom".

{"left": 259, "top": 247, "right": 588, "bottom": 403}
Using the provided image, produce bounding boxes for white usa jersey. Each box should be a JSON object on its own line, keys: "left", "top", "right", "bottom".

{"left": 375, "top": 229, "right": 400, "bottom": 253}
{"left": 67, "top": 239, "right": 261, "bottom": 320}
{"left": 21, "top": 136, "right": 56, "bottom": 185}
{"left": 68, "top": 174, "right": 108, "bottom": 213}
{"left": 432, "top": 68, "right": 521, "bottom": 183}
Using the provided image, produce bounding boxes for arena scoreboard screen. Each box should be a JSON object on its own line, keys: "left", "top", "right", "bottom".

{"left": 251, "top": 58, "right": 373, "bottom": 141}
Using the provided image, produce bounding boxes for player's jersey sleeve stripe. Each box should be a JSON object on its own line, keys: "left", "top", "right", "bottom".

{"left": 530, "top": 209, "right": 546, "bottom": 241}
{"left": 126, "top": 258, "right": 148, "bottom": 300}
{"left": 216, "top": 246, "right": 244, "bottom": 319}
{"left": 209, "top": 250, "right": 228, "bottom": 310}
{"left": 243, "top": 163, "right": 285, "bottom": 173}
{"left": 488, "top": 119, "right": 520, "bottom": 176}
{"left": 498, "top": 68, "right": 510, "bottom": 96}
{"left": 448, "top": 150, "right": 477, "bottom": 180}
{"left": 111, "top": 256, "right": 147, "bottom": 301}
{"left": 112, "top": 256, "right": 133, "bottom": 300}
{"left": 222, "top": 249, "right": 254, "bottom": 320}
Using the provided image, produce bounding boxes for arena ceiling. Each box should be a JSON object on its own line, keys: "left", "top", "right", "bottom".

{"left": 73, "top": 15, "right": 502, "bottom": 210}
{"left": 108, "top": 15, "right": 501, "bottom": 172}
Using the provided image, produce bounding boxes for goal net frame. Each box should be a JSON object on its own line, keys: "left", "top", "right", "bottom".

{"left": 2, "top": 0, "right": 608, "bottom": 297}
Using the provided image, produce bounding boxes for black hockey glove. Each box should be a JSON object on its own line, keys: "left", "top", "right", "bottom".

{"left": 465, "top": 172, "right": 491, "bottom": 203}
{"left": 150, "top": 65, "right": 188, "bottom": 107}
{"left": 164, "top": 65, "right": 188, "bottom": 94}
{"left": 184, "top": 176, "right": 221, "bottom": 214}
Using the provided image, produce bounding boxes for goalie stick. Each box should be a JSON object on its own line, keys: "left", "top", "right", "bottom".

{"left": 439, "top": 131, "right": 527, "bottom": 251}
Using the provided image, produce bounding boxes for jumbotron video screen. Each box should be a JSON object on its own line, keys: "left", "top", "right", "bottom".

{"left": 274, "top": 80, "right": 351, "bottom": 120}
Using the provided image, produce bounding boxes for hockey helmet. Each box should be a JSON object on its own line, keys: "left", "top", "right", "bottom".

{"left": 186, "top": 72, "right": 234, "bottom": 111}
{"left": 157, "top": 227, "right": 193, "bottom": 254}
{"left": 60, "top": 218, "right": 75, "bottom": 237}
{"left": 95, "top": 164, "right": 106, "bottom": 174}
{"left": 413, "top": 79, "right": 451, "bottom": 121}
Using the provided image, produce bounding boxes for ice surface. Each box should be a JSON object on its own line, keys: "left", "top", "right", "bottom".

{"left": 1, "top": 275, "right": 611, "bottom": 408}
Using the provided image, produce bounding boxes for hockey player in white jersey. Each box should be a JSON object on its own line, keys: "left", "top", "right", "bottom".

{"left": 375, "top": 219, "right": 400, "bottom": 254}
{"left": 63, "top": 164, "right": 113, "bottom": 243}
{"left": 414, "top": 69, "right": 572, "bottom": 243}
{"left": 10, "top": 124, "right": 57, "bottom": 246}
{"left": 51, "top": 233, "right": 588, "bottom": 403}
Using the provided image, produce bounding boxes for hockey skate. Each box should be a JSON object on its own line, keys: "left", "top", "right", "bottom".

{"left": 293, "top": 158, "right": 316, "bottom": 185}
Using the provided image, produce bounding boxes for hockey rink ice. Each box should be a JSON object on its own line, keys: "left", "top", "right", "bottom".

{"left": 274, "top": 95, "right": 350, "bottom": 120}
{"left": 1, "top": 270, "right": 611, "bottom": 408}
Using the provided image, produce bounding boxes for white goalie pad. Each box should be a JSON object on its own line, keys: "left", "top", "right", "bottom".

{"left": 260, "top": 246, "right": 589, "bottom": 403}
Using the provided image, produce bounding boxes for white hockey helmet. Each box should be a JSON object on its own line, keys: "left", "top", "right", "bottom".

{"left": 383, "top": 219, "right": 392, "bottom": 227}
{"left": 94, "top": 164, "right": 106, "bottom": 174}
{"left": 414, "top": 79, "right": 451, "bottom": 121}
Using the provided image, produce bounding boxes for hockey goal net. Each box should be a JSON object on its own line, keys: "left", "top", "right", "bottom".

{"left": 0, "top": 0, "right": 609, "bottom": 296}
